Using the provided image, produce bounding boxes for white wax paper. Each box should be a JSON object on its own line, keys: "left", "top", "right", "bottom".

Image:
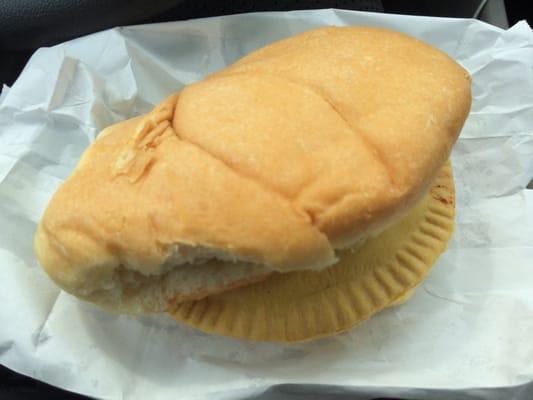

{"left": 1, "top": 9, "right": 533, "bottom": 400}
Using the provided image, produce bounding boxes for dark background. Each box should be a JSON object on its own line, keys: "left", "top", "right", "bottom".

{"left": 0, "top": 0, "right": 531, "bottom": 399}
{"left": 1, "top": 0, "right": 531, "bottom": 87}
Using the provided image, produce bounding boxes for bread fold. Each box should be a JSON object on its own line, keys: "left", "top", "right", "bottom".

{"left": 34, "top": 27, "right": 471, "bottom": 313}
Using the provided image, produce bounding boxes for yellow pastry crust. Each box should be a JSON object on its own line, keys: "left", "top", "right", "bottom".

{"left": 170, "top": 161, "right": 455, "bottom": 342}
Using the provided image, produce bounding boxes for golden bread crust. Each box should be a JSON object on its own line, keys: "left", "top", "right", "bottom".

{"left": 34, "top": 27, "right": 470, "bottom": 312}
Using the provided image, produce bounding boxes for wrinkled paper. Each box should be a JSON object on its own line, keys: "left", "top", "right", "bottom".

{"left": 1, "top": 9, "right": 533, "bottom": 400}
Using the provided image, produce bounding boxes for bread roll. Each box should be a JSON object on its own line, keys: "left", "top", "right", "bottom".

{"left": 34, "top": 26, "right": 471, "bottom": 313}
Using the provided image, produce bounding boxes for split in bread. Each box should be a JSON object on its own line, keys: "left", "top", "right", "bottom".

{"left": 34, "top": 26, "right": 471, "bottom": 314}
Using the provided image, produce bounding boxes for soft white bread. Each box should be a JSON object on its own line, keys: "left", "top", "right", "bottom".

{"left": 34, "top": 26, "right": 471, "bottom": 313}
{"left": 33, "top": 97, "right": 328, "bottom": 312}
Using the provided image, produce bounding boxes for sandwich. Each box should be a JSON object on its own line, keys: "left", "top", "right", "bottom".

{"left": 34, "top": 26, "right": 471, "bottom": 342}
